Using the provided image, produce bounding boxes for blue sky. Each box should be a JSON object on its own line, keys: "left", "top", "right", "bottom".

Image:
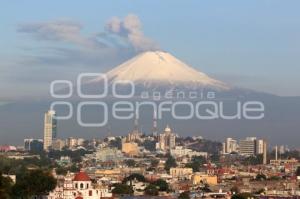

{"left": 1, "top": 0, "right": 300, "bottom": 98}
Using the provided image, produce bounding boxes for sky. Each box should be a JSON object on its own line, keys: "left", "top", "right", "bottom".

{"left": 1, "top": 0, "right": 300, "bottom": 99}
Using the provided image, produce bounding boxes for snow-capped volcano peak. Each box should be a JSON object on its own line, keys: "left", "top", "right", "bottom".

{"left": 96, "top": 51, "right": 229, "bottom": 90}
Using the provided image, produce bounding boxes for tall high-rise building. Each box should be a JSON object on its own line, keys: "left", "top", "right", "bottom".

{"left": 263, "top": 140, "right": 267, "bottom": 164}
{"left": 224, "top": 138, "right": 238, "bottom": 154}
{"left": 256, "top": 139, "right": 265, "bottom": 154}
{"left": 24, "top": 139, "right": 43, "bottom": 152}
{"left": 43, "top": 110, "right": 57, "bottom": 151}
{"left": 157, "top": 125, "right": 176, "bottom": 152}
{"left": 239, "top": 137, "right": 257, "bottom": 156}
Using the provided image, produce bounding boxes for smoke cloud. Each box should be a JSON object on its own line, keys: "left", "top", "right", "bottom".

{"left": 106, "top": 14, "right": 160, "bottom": 52}
{"left": 17, "top": 20, "right": 106, "bottom": 49}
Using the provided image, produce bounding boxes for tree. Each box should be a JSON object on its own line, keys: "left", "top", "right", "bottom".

{"left": 153, "top": 179, "right": 169, "bottom": 191}
{"left": 185, "top": 156, "right": 206, "bottom": 172}
{"left": 179, "top": 191, "right": 190, "bottom": 199}
{"left": 231, "top": 192, "right": 254, "bottom": 199}
{"left": 124, "top": 159, "right": 136, "bottom": 167}
{"left": 230, "top": 186, "right": 240, "bottom": 194}
{"left": 200, "top": 183, "right": 212, "bottom": 193}
{"left": 112, "top": 183, "right": 133, "bottom": 195}
{"left": 0, "top": 173, "right": 13, "bottom": 199}
{"left": 145, "top": 184, "right": 159, "bottom": 196}
{"left": 55, "top": 166, "right": 68, "bottom": 175}
{"left": 69, "top": 163, "right": 80, "bottom": 173}
{"left": 164, "top": 154, "right": 177, "bottom": 172}
{"left": 269, "top": 176, "right": 281, "bottom": 181}
{"left": 143, "top": 140, "right": 156, "bottom": 151}
{"left": 242, "top": 155, "right": 262, "bottom": 166}
{"left": 255, "top": 188, "right": 265, "bottom": 194}
{"left": 11, "top": 169, "right": 57, "bottom": 198}
{"left": 109, "top": 137, "right": 122, "bottom": 150}
{"left": 151, "top": 159, "right": 159, "bottom": 167}
{"left": 122, "top": 173, "right": 146, "bottom": 184}
{"left": 256, "top": 173, "right": 267, "bottom": 181}
{"left": 296, "top": 166, "right": 300, "bottom": 176}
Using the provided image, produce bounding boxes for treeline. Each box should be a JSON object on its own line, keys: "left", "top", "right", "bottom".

{"left": 0, "top": 169, "right": 56, "bottom": 199}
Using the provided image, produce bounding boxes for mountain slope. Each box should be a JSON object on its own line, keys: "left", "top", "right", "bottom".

{"left": 93, "top": 51, "right": 229, "bottom": 90}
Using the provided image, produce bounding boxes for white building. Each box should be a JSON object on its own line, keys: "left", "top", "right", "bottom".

{"left": 170, "top": 146, "right": 207, "bottom": 158}
{"left": 170, "top": 167, "right": 193, "bottom": 179}
{"left": 256, "top": 139, "right": 265, "bottom": 154}
{"left": 95, "top": 147, "right": 123, "bottom": 162}
{"left": 239, "top": 137, "right": 257, "bottom": 156}
{"left": 223, "top": 138, "right": 238, "bottom": 154}
{"left": 47, "top": 170, "right": 112, "bottom": 199}
{"left": 43, "top": 110, "right": 57, "bottom": 151}
{"left": 157, "top": 125, "right": 176, "bottom": 152}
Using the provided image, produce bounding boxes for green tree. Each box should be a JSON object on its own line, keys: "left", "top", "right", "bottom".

{"left": 230, "top": 186, "right": 240, "bottom": 194}
{"left": 201, "top": 183, "right": 212, "bottom": 193}
{"left": 179, "top": 191, "right": 190, "bottom": 199}
{"left": 153, "top": 179, "right": 169, "bottom": 191}
{"left": 55, "top": 166, "right": 68, "bottom": 175}
{"left": 143, "top": 140, "right": 156, "bottom": 151}
{"left": 164, "top": 154, "right": 177, "bottom": 172}
{"left": 122, "top": 173, "right": 146, "bottom": 184}
{"left": 124, "top": 159, "right": 136, "bottom": 167}
{"left": 69, "top": 163, "right": 80, "bottom": 173}
{"left": 255, "top": 188, "right": 265, "bottom": 194}
{"left": 112, "top": 183, "right": 133, "bottom": 195}
{"left": 11, "top": 169, "right": 56, "bottom": 198}
{"left": 256, "top": 173, "right": 267, "bottom": 181}
{"left": 296, "top": 166, "right": 300, "bottom": 176}
{"left": 269, "top": 176, "right": 281, "bottom": 181}
{"left": 151, "top": 159, "right": 159, "bottom": 167}
{"left": 0, "top": 173, "right": 13, "bottom": 199}
{"left": 109, "top": 137, "right": 122, "bottom": 150}
{"left": 185, "top": 156, "right": 206, "bottom": 172}
{"left": 145, "top": 184, "right": 159, "bottom": 196}
{"left": 231, "top": 192, "right": 255, "bottom": 199}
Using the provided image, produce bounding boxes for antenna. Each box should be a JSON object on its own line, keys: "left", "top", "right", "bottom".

{"left": 152, "top": 109, "right": 158, "bottom": 137}
{"left": 134, "top": 114, "right": 138, "bottom": 131}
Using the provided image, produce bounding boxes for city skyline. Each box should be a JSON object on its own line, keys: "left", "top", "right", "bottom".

{"left": 1, "top": 2, "right": 300, "bottom": 199}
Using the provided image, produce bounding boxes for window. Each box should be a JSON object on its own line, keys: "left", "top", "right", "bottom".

{"left": 80, "top": 183, "right": 83, "bottom": 189}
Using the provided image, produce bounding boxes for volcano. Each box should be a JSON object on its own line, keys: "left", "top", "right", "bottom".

{"left": 92, "top": 51, "right": 229, "bottom": 91}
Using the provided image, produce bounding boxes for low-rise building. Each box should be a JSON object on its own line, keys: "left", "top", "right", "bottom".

{"left": 122, "top": 142, "right": 139, "bottom": 156}
{"left": 170, "top": 167, "right": 193, "bottom": 179}
{"left": 170, "top": 146, "right": 207, "bottom": 158}
{"left": 192, "top": 173, "right": 218, "bottom": 185}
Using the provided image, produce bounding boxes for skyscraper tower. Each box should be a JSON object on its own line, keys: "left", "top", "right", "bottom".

{"left": 263, "top": 141, "right": 267, "bottom": 164}
{"left": 43, "top": 110, "right": 57, "bottom": 151}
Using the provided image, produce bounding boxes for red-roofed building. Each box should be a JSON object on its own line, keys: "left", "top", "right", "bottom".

{"left": 0, "top": 145, "right": 17, "bottom": 152}
{"left": 46, "top": 171, "right": 112, "bottom": 199}
{"left": 73, "top": 170, "right": 91, "bottom": 181}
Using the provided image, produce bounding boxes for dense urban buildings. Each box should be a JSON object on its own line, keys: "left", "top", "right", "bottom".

{"left": 2, "top": 110, "right": 300, "bottom": 199}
